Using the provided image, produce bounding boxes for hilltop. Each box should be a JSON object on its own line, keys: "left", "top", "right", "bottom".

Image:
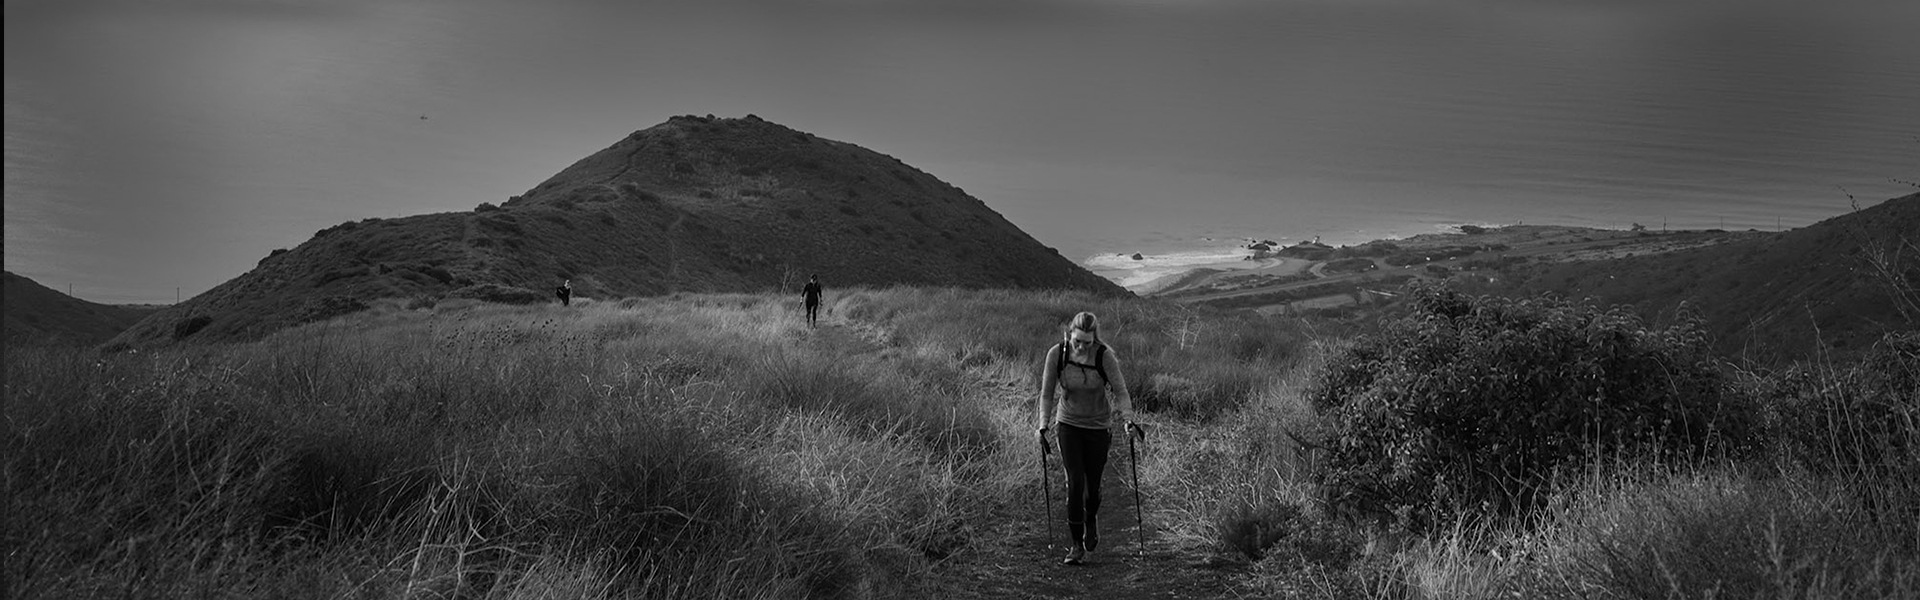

{"left": 2, "top": 271, "right": 160, "bottom": 346}
{"left": 107, "top": 115, "right": 1126, "bottom": 348}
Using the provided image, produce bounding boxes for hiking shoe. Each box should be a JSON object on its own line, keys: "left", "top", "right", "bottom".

{"left": 1084, "top": 518, "right": 1098, "bottom": 552}
{"left": 1063, "top": 545, "right": 1085, "bottom": 565}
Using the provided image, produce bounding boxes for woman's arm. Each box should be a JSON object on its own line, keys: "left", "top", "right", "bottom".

{"left": 1103, "top": 346, "right": 1133, "bottom": 426}
{"left": 1037, "top": 343, "right": 1061, "bottom": 428}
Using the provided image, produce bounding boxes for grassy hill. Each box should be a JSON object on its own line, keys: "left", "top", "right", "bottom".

{"left": 2, "top": 271, "right": 160, "bottom": 346}
{"left": 1487, "top": 193, "right": 1918, "bottom": 363}
{"left": 1140, "top": 195, "right": 1915, "bottom": 366}
{"left": 8, "top": 287, "right": 1911, "bottom": 599}
{"left": 106, "top": 115, "right": 1125, "bottom": 349}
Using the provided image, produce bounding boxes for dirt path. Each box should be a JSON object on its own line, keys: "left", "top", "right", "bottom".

{"left": 908, "top": 373, "right": 1254, "bottom": 599}
{"left": 801, "top": 316, "right": 1256, "bottom": 598}
{"left": 907, "top": 456, "right": 1253, "bottom": 600}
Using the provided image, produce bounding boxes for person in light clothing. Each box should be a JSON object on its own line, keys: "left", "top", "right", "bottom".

{"left": 1036, "top": 311, "right": 1139, "bottom": 565}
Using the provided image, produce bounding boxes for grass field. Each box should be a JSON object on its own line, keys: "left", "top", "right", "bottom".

{"left": 6, "top": 287, "right": 1914, "bottom": 599}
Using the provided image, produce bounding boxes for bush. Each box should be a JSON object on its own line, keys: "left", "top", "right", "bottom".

{"left": 1219, "top": 501, "right": 1361, "bottom": 565}
{"left": 298, "top": 296, "right": 371, "bottom": 324}
{"left": 173, "top": 315, "right": 214, "bottom": 339}
{"left": 1323, "top": 258, "right": 1376, "bottom": 275}
{"left": 1752, "top": 331, "right": 1919, "bottom": 479}
{"left": 446, "top": 284, "right": 550, "bottom": 305}
{"left": 1305, "top": 283, "right": 1759, "bottom": 531}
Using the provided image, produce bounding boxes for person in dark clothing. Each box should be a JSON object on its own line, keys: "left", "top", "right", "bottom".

{"left": 801, "top": 275, "right": 822, "bottom": 328}
{"left": 556, "top": 279, "right": 572, "bottom": 307}
{"left": 1036, "top": 311, "right": 1140, "bottom": 565}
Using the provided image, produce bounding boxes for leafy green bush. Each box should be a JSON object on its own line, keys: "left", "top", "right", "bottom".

{"left": 1305, "top": 283, "right": 1759, "bottom": 531}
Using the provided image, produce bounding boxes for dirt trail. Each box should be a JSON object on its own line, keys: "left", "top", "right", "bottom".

{"left": 800, "top": 317, "right": 1255, "bottom": 598}
{"left": 907, "top": 452, "right": 1253, "bottom": 600}
{"left": 913, "top": 360, "right": 1252, "bottom": 598}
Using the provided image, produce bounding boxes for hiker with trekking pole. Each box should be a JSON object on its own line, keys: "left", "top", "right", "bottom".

{"left": 1036, "top": 311, "right": 1147, "bottom": 565}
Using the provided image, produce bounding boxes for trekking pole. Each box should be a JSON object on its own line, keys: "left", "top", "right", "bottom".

{"left": 1127, "top": 423, "right": 1146, "bottom": 558}
{"left": 1039, "top": 427, "right": 1055, "bottom": 550}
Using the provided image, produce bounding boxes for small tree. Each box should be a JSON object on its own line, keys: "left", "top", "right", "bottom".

{"left": 1305, "top": 283, "right": 1758, "bottom": 531}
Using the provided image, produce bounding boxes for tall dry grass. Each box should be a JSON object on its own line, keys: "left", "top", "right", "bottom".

{"left": 1186, "top": 328, "right": 1917, "bottom": 600}
{"left": 13, "top": 284, "right": 1906, "bottom": 599}
{"left": 3, "top": 294, "right": 1022, "bottom": 599}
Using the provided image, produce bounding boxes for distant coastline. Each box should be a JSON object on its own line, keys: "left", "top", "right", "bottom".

{"left": 1082, "top": 233, "right": 1379, "bottom": 294}
{"left": 1081, "top": 221, "right": 1694, "bottom": 295}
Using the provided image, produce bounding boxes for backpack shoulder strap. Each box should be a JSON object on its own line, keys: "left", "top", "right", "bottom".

{"left": 1057, "top": 342, "right": 1110, "bottom": 383}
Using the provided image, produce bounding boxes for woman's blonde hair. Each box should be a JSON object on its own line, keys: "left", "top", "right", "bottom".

{"left": 1066, "top": 311, "right": 1099, "bottom": 343}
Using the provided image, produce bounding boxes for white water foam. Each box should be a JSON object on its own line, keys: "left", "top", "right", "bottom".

{"left": 1082, "top": 247, "right": 1256, "bottom": 289}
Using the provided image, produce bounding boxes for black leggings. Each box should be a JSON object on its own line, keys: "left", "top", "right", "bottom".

{"left": 1055, "top": 423, "right": 1111, "bottom": 538}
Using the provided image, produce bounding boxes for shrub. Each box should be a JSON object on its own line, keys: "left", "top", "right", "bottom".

{"left": 1218, "top": 501, "right": 1361, "bottom": 565}
{"left": 1324, "top": 258, "right": 1376, "bottom": 275}
{"left": 446, "top": 284, "right": 550, "bottom": 305}
{"left": 173, "top": 315, "right": 214, "bottom": 339}
{"left": 477, "top": 215, "right": 521, "bottom": 235}
{"left": 1279, "top": 247, "right": 1333, "bottom": 261}
{"left": 298, "top": 296, "right": 371, "bottom": 324}
{"left": 1331, "top": 242, "right": 1399, "bottom": 260}
{"left": 1305, "top": 283, "right": 1758, "bottom": 531}
{"left": 1751, "top": 331, "right": 1919, "bottom": 479}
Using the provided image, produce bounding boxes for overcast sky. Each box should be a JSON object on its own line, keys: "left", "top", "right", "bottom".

{"left": 6, "top": 0, "right": 1917, "bottom": 304}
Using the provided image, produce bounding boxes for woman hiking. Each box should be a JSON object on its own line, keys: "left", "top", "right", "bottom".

{"left": 1036, "top": 311, "right": 1140, "bottom": 565}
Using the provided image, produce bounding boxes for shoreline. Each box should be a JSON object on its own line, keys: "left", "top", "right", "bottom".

{"left": 1089, "top": 222, "right": 1715, "bottom": 297}
{"left": 1102, "top": 255, "right": 1313, "bottom": 295}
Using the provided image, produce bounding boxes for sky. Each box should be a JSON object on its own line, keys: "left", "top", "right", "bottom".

{"left": 5, "top": 0, "right": 1918, "bottom": 304}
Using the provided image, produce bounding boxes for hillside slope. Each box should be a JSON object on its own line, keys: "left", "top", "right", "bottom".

{"left": 109, "top": 115, "right": 1126, "bottom": 348}
{"left": 1497, "top": 193, "right": 1918, "bottom": 363}
{"left": 3, "top": 271, "right": 158, "bottom": 346}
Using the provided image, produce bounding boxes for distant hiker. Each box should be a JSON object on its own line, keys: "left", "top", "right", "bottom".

{"left": 802, "top": 275, "right": 823, "bottom": 328}
{"left": 1036, "top": 311, "right": 1138, "bottom": 565}
{"left": 556, "top": 279, "right": 572, "bottom": 307}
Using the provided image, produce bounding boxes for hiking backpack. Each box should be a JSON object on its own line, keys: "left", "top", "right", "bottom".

{"left": 1052, "top": 341, "right": 1108, "bottom": 384}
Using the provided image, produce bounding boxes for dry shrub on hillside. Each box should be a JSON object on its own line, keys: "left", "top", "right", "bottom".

{"left": 1305, "top": 283, "right": 1760, "bottom": 532}
{"left": 447, "top": 283, "right": 550, "bottom": 305}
